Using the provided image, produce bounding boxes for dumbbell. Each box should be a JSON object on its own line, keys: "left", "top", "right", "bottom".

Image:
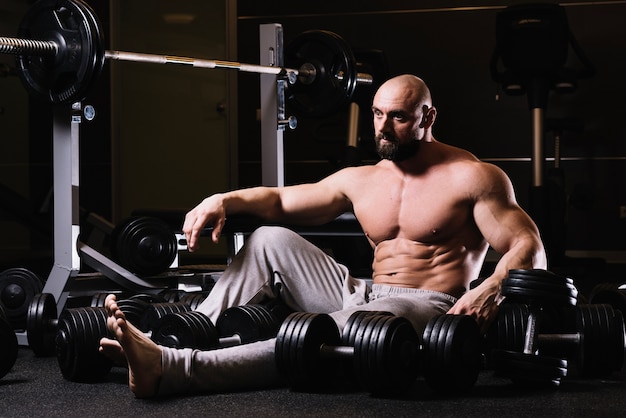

{"left": 275, "top": 310, "right": 482, "bottom": 395}
{"left": 490, "top": 301, "right": 625, "bottom": 377}
{"left": 0, "top": 267, "right": 44, "bottom": 330}
{"left": 56, "top": 303, "right": 285, "bottom": 382}
{"left": 0, "top": 304, "right": 18, "bottom": 379}
{"left": 489, "top": 269, "right": 578, "bottom": 386}
{"left": 26, "top": 292, "right": 188, "bottom": 356}
{"left": 151, "top": 304, "right": 285, "bottom": 350}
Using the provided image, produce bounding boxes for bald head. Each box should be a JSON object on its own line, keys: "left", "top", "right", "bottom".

{"left": 374, "top": 74, "right": 433, "bottom": 114}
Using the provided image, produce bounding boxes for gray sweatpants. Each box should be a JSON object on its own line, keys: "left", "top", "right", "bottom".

{"left": 158, "top": 226, "right": 457, "bottom": 395}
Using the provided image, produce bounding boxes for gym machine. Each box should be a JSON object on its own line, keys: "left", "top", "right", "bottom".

{"left": 490, "top": 3, "right": 595, "bottom": 262}
{"left": 0, "top": 0, "right": 374, "bottom": 345}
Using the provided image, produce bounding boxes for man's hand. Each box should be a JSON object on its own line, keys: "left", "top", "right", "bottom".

{"left": 182, "top": 195, "right": 227, "bottom": 252}
{"left": 447, "top": 278, "right": 502, "bottom": 334}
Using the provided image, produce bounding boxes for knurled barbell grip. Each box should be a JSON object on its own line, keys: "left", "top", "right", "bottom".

{"left": 0, "top": 36, "right": 56, "bottom": 55}
{"left": 104, "top": 50, "right": 298, "bottom": 76}
{"left": 0, "top": 36, "right": 299, "bottom": 76}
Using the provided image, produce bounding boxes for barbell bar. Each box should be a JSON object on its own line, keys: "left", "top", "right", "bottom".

{"left": 0, "top": 0, "right": 373, "bottom": 114}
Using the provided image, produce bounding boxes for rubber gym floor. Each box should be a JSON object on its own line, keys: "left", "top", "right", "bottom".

{"left": 2, "top": 345, "right": 624, "bottom": 418}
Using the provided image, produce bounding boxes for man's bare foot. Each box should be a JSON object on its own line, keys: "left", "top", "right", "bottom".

{"left": 104, "top": 294, "right": 163, "bottom": 398}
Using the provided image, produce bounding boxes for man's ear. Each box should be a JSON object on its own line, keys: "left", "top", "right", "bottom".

{"left": 419, "top": 105, "right": 437, "bottom": 128}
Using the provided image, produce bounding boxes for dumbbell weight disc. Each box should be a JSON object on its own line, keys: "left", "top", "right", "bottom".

{"left": 216, "top": 304, "right": 280, "bottom": 344}
{"left": 111, "top": 216, "right": 178, "bottom": 277}
{"left": 0, "top": 312, "right": 18, "bottom": 379}
{"left": 351, "top": 314, "right": 420, "bottom": 394}
{"left": 422, "top": 314, "right": 482, "bottom": 393}
{"left": 589, "top": 283, "right": 626, "bottom": 316}
{"left": 502, "top": 269, "right": 577, "bottom": 306}
{"left": 275, "top": 312, "right": 342, "bottom": 391}
{"left": 179, "top": 292, "right": 209, "bottom": 311}
{"left": 26, "top": 292, "right": 57, "bottom": 357}
{"left": 491, "top": 349, "right": 567, "bottom": 387}
{"left": 151, "top": 311, "right": 219, "bottom": 350}
{"left": 0, "top": 267, "right": 44, "bottom": 329}
{"left": 341, "top": 311, "right": 393, "bottom": 346}
{"left": 116, "top": 298, "right": 150, "bottom": 327}
{"left": 576, "top": 304, "right": 625, "bottom": 377}
{"left": 55, "top": 306, "right": 113, "bottom": 382}
{"left": 485, "top": 303, "right": 529, "bottom": 355}
{"left": 139, "top": 301, "right": 189, "bottom": 333}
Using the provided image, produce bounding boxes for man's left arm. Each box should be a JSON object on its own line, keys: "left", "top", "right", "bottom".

{"left": 447, "top": 163, "right": 547, "bottom": 332}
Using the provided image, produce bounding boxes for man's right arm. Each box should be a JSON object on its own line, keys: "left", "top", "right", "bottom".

{"left": 182, "top": 170, "right": 356, "bottom": 251}
{"left": 182, "top": 187, "right": 281, "bottom": 251}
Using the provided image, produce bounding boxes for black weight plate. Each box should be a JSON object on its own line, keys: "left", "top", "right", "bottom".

{"left": 0, "top": 268, "right": 44, "bottom": 329}
{"left": 117, "top": 298, "right": 150, "bottom": 329}
{"left": 111, "top": 217, "right": 178, "bottom": 277}
{"left": 285, "top": 30, "right": 358, "bottom": 118}
{"left": 493, "top": 349, "right": 567, "bottom": 387}
{"left": 185, "top": 311, "right": 219, "bottom": 350}
{"left": 423, "top": 315, "right": 454, "bottom": 389}
{"left": 341, "top": 311, "right": 393, "bottom": 346}
{"left": 503, "top": 277, "right": 577, "bottom": 297}
{"left": 141, "top": 302, "right": 189, "bottom": 332}
{"left": 217, "top": 305, "right": 278, "bottom": 344}
{"left": 0, "top": 315, "right": 18, "bottom": 379}
{"left": 354, "top": 315, "right": 419, "bottom": 394}
{"left": 501, "top": 279, "right": 577, "bottom": 307}
{"left": 507, "top": 269, "right": 573, "bottom": 286}
{"left": 55, "top": 307, "right": 112, "bottom": 382}
{"left": 442, "top": 315, "right": 482, "bottom": 393}
{"left": 589, "top": 283, "right": 626, "bottom": 315}
{"left": 355, "top": 314, "right": 387, "bottom": 390}
{"left": 577, "top": 304, "right": 623, "bottom": 377}
{"left": 26, "top": 293, "right": 57, "bottom": 357}
{"left": 16, "top": 0, "right": 104, "bottom": 104}
{"left": 180, "top": 292, "right": 209, "bottom": 311}
{"left": 275, "top": 312, "right": 340, "bottom": 391}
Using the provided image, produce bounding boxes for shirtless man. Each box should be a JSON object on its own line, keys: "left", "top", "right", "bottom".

{"left": 102, "top": 74, "right": 547, "bottom": 398}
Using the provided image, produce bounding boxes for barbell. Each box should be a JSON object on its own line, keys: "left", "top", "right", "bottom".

{"left": 1, "top": 0, "right": 372, "bottom": 116}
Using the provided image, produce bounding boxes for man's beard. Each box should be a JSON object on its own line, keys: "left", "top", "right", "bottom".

{"left": 375, "top": 135, "right": 420, "bottom": 162}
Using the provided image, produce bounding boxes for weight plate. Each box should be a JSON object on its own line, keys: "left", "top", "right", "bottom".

{"left": 577, "top": 304, "right": 624, "bottom": 377}
{"left": 589, "top": 283, "right": 626, "bottom": 315}
{"left": 55, "top": 307, "right": 113, "bottom": 382}
{"left": 353, "top": 314, "right": 419, "bottom": 394}
{"left": 117, "top": 298, "right": 150, "bottom": 328}
{"left": 140, "top": 302, "right": 189, "bottom": 332}
{"left": 275, "top": 312, "right": 341, "bottom": 391}
{"left": 341, "top": 311, "right": 393, "bottom": 346}
{"left": 16, "top": 0, "right": 105, "bottom": 104}
{"left": 501, "top": 277, "right": 577, "bottom": 307}
{"left": 111, "top": 217, "right": 178, "bottom": 277}
{"left": 492, "top": 349, "right": 567, "bottom": 387}
{"left": 443, "top": 315, "right": 482, "bottom": 392}
{"left": 285, "top": 30, "right": 358, "bottom": 118}
{"left": 0, "top": 314, "right": 18, "bottom": 379}
{"left": 26, "top": 293, "right": 57, "bottom": 357}
{"left": 180, "top": 292, "right": 209, "bottom": 311}
{"left": 0, "top": 268, "right": 44, "bottom": 330}
{"left": 217, "top": 305, "right": 278, "bottom": 344}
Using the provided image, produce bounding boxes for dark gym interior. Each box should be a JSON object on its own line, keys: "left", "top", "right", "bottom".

{"left": 1, "top": 0, "right": 625, "bottom": 416}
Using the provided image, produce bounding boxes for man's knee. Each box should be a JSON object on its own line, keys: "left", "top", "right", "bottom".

{"left": 246, "top": 226, "right": 300, "bottom": 250}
